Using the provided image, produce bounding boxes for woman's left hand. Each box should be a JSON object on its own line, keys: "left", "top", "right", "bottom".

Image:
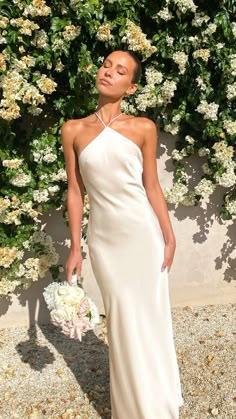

{"left": 161, "top": 241, "right": 176, "bottom": 273}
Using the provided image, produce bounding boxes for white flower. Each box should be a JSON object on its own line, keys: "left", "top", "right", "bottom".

{"left": 2, "top": 158, "right": 23, "bottom": 169}
{"left": 201, "top": 163, "right": 212, "bottom": 175}
{"left": 192, "top": 13, "right": 210, "bottom": 27}
{"left": 173, "top": 0, "right": 197, "bottom": 14}
{"left": 51, "top": 306, "right": 75, "bottom": 323}
{"left": 203, "top": 23, "right": 217, "bottom": 36}
{"left": 226, "top": 82, "right": 236, "bottom": 100}
{"left": 185, "top": 135, "right": 195, "bottom": 144}
{"left": 145, "top": 67, "right": 163, "bottom": 85}
{"left": 173, "top": 51, "right": 188, "bottom": 74}
{"left": 155, "top": 7, "right": 173, "bottom": 21}
{"left": 194, "top": 178, "right": 216, "bottom": 198}
{"left": 231, "top": 22, "right": 236, "bottom": 38}
{"left": 10, "top": 171, "right": 32, "bottom": 187}
{"left": 196, "top": 76, "right": 207, "bottom": 91}
{"left": 43, "top": 153, "right": 57, "bottom": 163}
{"left": 196, "top": 100, "right": 219, "bottom": 120}
{"left": 193, "top": 48, "right": 210, "bottom": 62}
{"left": 225, "top": 197, "right": 236, "bottom": 215}
{"left": 198, "top": 147, "right": 210, "bottom": 157}
{"left": 161, "top": 80, "right": 177, "bottom": 103}
{"left": 164, "top": 123, "right": 180, "bottom": 135}
{"left": 223, "top": 119, "right": 236, "bottom": 135}
{"left": 33, "top": 189, "right": 49, "bottom": 202}
{"left": 181, "top": 192, "right": 196, "bottom": 206}
{"left": 164, "top": 182, "right": 189, "bottom": 205}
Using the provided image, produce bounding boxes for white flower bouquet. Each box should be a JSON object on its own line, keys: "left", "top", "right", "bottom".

{"left": 43, "top": 271, "right": 100, "bottom": 341}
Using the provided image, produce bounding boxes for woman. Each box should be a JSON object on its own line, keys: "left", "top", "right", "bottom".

{"left": 61, "top": 49, "right": 184, "bottom": 419}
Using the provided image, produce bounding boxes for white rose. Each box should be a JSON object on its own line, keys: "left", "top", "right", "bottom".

{"left": 50, "top": 306, "right": 74, "bottom": 324}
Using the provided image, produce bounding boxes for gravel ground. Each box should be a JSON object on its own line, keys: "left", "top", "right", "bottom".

{"left": 0, "top": 303, "right": 235, "bottom": 419}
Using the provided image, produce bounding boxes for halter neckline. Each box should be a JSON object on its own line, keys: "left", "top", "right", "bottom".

{"left": 94, "top": 111, "right": 123, "bottom": 127}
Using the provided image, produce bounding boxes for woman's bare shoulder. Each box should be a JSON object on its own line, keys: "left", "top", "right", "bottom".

{"left": 126, "top": 115, "right": 157, "bottom": 131}
{"left": 60, "top": 115, "right": 94, "bottom": 140}
{"left": 61, "top": 117, "right": 87, "bottom": 132}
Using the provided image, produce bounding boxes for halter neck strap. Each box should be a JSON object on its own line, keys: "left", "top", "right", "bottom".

{"left": 94, "top": 111, "right": 123, "bottom": 127}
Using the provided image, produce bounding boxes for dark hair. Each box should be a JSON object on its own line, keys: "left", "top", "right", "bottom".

{"left": 123, "top": 50, "right": 142, "bottom": 83}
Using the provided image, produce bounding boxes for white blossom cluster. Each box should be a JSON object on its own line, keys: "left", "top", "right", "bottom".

{"left": 62, "top": 25, "right": 81, "bottom": 41}
{"left": 36, "top": 74, "right": 57, "bottom": 94}
{"left": 33, "top": 189, "right": 50, "bottom": 203}
{"left": 198, "top": 147, "right": 210, "bottom": 157}
{"left": 0, "top": 196, "right": 41, "bottom": 225}
{"left": 155, "top": 7, "right": 174, "bottom": 21}
{"left": 0, "top": 68, "right": 57, "bottom": 119}
{"left": 9, "top": 171, "right": 32, "bottom": 187}
{"left": 214, "top": 165, "right": 236, "bottom": 188}
{"left": 22, "top": 0, "right": 51, "bottom": 17}
{"left": 121, "top": 19, "right": 157, "bottom": 59}
{"left": 225, "top": 196, "right": 236, "bottom": 215}
{"left": 10, "top": 17, "right": 39, "bottom": 36}
{"left": 196, "top": 76, "right": 207, "bottom": 91}
{"left": 211, "top": 141, "right": 236, "bottom": 188}
{"left": 194, "top": 178, "right": 216, "bottom": 199}
{"left": 135, "top": 84, "right": 158, "bottom": 111}
{"left": 171, "top": 147, "right": 188, "bottom": 160}
{"left": 164, "top": 113, "right": 182, "bottom": 135}
{"left": 120, "top": 100, "right": 137, "bottom": 115}
{"left": 201, "top": 163, "right": 212, "bottom": 175}
{"left": 0, "top": 246, "right": 24, "bottom": 268}
{"left": 166, "top": 35, "right": 174, "bottom": 46}
{"left": 12, "top": 231, "right": 60, "bottom": 291}
{"left": 185, "top": 135, "right": 195, "bottom": 144}
{"left": 31, "top": 29, "right": 49, "bottom": 49}
{"left": 173, "top": 0, "right": 197, "bottom": 14}
{"left": 164, "top": 182, "right": 189, "bottom": 205}
{"left": 51, "top": 168, "right": 68, "bottom": 182}
{"left": 229, "top": 54, "right": 236, "bottom": 76}
{"left": 96, "top": 23, "right": 113, "bottom": 42}
{"left": 12, "top": 55, "right": 36, "bottom": 71}
{"left": 32, "top": 143, "right": 57, "bottom": 164}
{"left": 161, "top": 80, "right": 178, "bottom": 103}
{"left": 145, "top": 67, "right": 163, "bottom": 85}
{"left": 196, "top": 100, "right": 219, "bottom": 120}
{"left": 212, "top": 140, "right": 234, "bottom": 167}
{"left": 2, "top": 158, "right": 23, "bottom": 169}
{"left": 181, "top": 191, "right": 196, "bottom": 206}
{"left": 193, "top": 48, "right": 210, "bottom": 62}
{"left": 223, "top": 119, "right": 236, "bottom": 135}
{"left": 191, "top": 12, "right": 210, "bottom": 27}
{"left": 232, "top": 22, "right": 236, "bottom": 38}
{"left": 164, "top": 123, "right": 180, "bottom": 135}
{"left": 202, "top": 23, "right": 217, "bottom": 37}
{"left": 173, "top": 51, "right": 188, "bottom": 74}
{"left": 226, "top": 82, "right": 236, "bottom": 100}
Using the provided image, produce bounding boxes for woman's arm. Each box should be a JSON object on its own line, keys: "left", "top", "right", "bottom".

{"left": 61, "top": 120, "right": 85, "bottom": 280}
{"left": 141, "top": 118, "right": 176, "bottom": 271}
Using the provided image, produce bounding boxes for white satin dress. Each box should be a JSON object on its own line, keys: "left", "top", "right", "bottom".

{"left": 78, "top": 112, "right": 184, "bottom": 419}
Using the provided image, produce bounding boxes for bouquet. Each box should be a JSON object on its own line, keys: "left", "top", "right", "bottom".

{"left": 43, "top": 270, "right": 100, "bottom": 341}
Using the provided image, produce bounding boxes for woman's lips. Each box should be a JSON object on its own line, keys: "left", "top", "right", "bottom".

{"left": 100, "top": 79, "right": 111, "bottom": 86}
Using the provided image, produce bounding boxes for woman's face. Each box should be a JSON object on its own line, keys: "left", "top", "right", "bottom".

{"left": 96, "top": 51, "right": 138, "bottom": 98}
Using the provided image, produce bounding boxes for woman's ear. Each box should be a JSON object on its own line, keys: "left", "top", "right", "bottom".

{"left": 125, "top": 83, "right": 138, "bottom": 96}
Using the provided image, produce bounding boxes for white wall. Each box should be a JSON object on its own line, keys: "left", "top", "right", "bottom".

{"left": 1, "top": 131, "right": 235, "bottom": 328}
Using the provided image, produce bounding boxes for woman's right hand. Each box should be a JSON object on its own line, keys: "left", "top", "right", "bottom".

{"left": 65, "top": 249, "right": 83, "bottom": 284}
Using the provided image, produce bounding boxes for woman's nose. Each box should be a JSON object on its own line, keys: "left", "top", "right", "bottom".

{"left": 104, "top": 67, "right": 113, "bottom": 77}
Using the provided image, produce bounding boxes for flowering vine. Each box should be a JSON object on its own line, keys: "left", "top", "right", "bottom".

{"left": 0, "top": 0, "right": 235, "bottom": 298}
